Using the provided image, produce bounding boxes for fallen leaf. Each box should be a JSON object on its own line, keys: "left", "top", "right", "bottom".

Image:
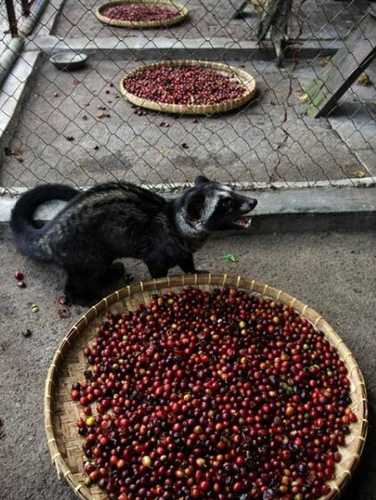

{"left": 223, "top": 253, "right": 237, "bottom": 263}
{"left": 298, "top": 93, "right": 309, "bottom": 103}
{"left": 357, "top": 74, "right": 372, "bottom": 87}
{"left": 353, "top": 169, "right": 366, "bottom": 178}
{"left": 320, "top": 57, "right": 331, "bottom": 67}
{"left": 5, "top": 148, "right": 23, "bottom": 159}
{"left": 281, "top": 382, "right": 293, "bottom": 393}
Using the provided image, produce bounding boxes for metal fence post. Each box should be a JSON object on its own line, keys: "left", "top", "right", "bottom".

{"left": 4, "top": 0, "right": 18, "bottom": 37}
{"left": 21, "top": 0, "right": 31, "bottom": 17}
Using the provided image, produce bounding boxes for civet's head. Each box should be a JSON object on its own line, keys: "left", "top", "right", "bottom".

{"left": 182, "top": 176, "right": 257, "bottom": 232}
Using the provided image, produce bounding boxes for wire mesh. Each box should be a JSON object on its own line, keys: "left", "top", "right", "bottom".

{"left": 0, "top": 0, "right": 375, "bottom": 193}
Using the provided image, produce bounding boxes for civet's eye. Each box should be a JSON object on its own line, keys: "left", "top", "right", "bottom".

{"left": 220, "top": 198, "right": 232, "bottom": 208}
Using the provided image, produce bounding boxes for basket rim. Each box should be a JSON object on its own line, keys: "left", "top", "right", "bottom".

{"left": 45, "top": 273, "right": 368, "bottom": 500}
{"left": 94, "top": 0, "right": 189, "bottom": 29}
{"left": 119, "top": 59, "right": 257, "bottom": 115}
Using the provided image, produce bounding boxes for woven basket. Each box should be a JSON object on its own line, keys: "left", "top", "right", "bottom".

{"left": 45, "top": 274, "right": 368, "bottom": 500}
{"left": 95, "top": 0, "right": 188, "bottom": 28}
{"left": 119, "top": 60, "right": 256, "bottom": 115}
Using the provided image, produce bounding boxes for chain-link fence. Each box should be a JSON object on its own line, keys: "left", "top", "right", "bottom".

{"left": 0, "top": 0, "right": 375, "bottom": 193}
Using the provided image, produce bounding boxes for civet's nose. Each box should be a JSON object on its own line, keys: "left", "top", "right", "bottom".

{"left": 248, "top": 198, "right": 257, "bottom": 210}
{"left": 241, "top": 197, "right": 258, "bottom": 212}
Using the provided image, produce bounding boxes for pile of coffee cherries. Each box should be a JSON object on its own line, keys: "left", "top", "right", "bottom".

{"left": 72, "top": 287, "right": 357, "bottom": 500}
{"left": 101, "top": 4, "right": 180, "bottom": 23}
{"left": 123, "top": 66, "right": 246, "bottom": 105}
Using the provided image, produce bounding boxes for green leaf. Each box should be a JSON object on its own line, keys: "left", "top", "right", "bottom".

{"left": 222, "top": 253, "right": 237, "bottom": 263}
{"left": 281, "top": 382, "right": 293, "bottom": 393}
{"left": 353, "top": 169, "right": 366, "bottom": 179}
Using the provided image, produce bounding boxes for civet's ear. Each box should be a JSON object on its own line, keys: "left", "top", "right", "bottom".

{"left": 194, "top": 175, "right": 210, "bottom": 186}
{"left": 185, "top": 191, "right": 206, "bottom": 221}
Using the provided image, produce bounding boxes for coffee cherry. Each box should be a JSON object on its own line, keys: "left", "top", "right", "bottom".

{"left": 102, "top": 4, "right": 180, "bottom": 22}
{"left": 71, "top": 287, "right": 356, "bottom": 500}
{"left": 141, "top": 456, "right": 152, "bottom": 467}
{"left": 58, "top": 295, "right": 70, "bottom": 306}
{"left": 123, "top": 66, "right": 246, "bottom": 106}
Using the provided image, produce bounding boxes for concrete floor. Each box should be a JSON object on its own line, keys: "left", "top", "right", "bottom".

{"left": 54, "top": 0, "right": 369, "bottom": 41}
{"left": 2, "top": 0, "right": 376, "bottom": 191}
{"left": 2, "top": 55, "right": 373, "bottom": 189}
{"left": 0, "top": 226, "right": 375, "bottom": 500}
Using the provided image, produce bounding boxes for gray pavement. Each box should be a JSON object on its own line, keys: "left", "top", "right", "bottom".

{"left": 0, "top": 226, "right": 375, "bottom": 500}
{"left": 1, "top": 0, "right": 376, "bottom": 191}
{"left": 53, "top": 0, "right": 369, "bottom": 42}
{"left": 2, "top": 54, "right": 375, "bottom": 189}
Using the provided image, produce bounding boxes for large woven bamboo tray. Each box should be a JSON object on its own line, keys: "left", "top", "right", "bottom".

{"left": 45, "top": 274, "right": 368, "bottom": 500}
{"left": 95, "top": 0, "right": 188, "bottom": 29}
{"left": 119, "top": 60, "right": 256, "bottom": 115}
